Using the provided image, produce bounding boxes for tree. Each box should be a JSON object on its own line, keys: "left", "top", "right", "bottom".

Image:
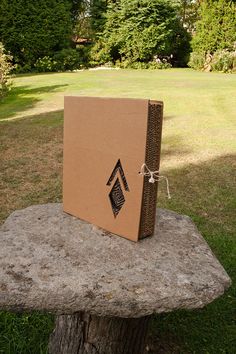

{"left": 75, "top": 0, "right": 108, "bottom": 40}
{"left": 0, "top": 0, "right": 73, "bottom": 70}
{"left": 90, "top": 0, "right": 108, "bottom": 36}
{"left": 191, "top": 0, "right": 236, "bottom": 53}
{"left": 70, "top": 0, "right": 86, "bottom": 25}
{"left": 95, "top": 0, "right": 191, "bottom": 66}
{"left": 74, "top": 0, "right": 92, "bottom": 39}
{"left": 174, "top": 0, "right": 200, "bottom": 33}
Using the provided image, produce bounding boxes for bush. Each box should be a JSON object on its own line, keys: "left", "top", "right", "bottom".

{"left": 35, "top": 56, "right": 58, "bottom": 73}
{"left": 89, "top": 41, "right": 112, "bottom": 67}
{"left": 34, "top": 48, "right": 90, "bottom": 73}
{"left": 53, "top": 48, "right": 81, "bottom": 71}
{"left": 147, "top": 60, "right": 172, "bottom": 70}
{"left": 116, "top": 59, "right": 172, "bottom": 70}
{"left": 0, "top": 42, "right": 14, "bottom": 99}
{"left": 76, "top": 46, "right": 91, "bottom": 68}
{"left": 188, "top": 52, "right": 205, "bottom": 70}
{"left": 14, "top": 63, "right": 32, "bottom": 74}
{"left": 189, "top": 50, "right": 236, "bottom": 73}
{"left": 211, "top": 50, "right": 236, "bottom": 73}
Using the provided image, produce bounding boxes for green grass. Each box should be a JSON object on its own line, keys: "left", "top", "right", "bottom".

{"left": 0, "top": 69, "right": 236, "bottom": 353}
{"left": 0, "top": 312, "right": 54, "bottom": 354}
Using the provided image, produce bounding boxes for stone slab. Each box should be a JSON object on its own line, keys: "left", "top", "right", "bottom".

{"left": 0, "top": 204, "right": 231, "bottom": 318}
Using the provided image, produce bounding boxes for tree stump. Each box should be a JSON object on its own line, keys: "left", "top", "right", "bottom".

{"left": 49, "top": 313, "right": 150, "bottom": 354}
{"left": 0, "top": 204, "right": 231, "bottom": 354}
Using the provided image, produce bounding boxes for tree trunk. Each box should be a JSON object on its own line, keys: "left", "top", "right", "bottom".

{"left": 48, "top": 312, "right": 150, "bottom": 354}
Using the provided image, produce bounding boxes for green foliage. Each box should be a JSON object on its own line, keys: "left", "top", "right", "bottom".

{"left": 189, "top": 0, "right": 236, "bottom": 73}
{"left": 34, "top": 48, "right": 90, "bottom": 72}
{"left": 75, "top": 6, "right": 93, "bottom": 39}
{"left": 93, "top": 0, "right": 191, "bottom": 67}
{"left": 192, "top": 0, "right": 236, "bottom": 53}
{"left": 89, "top": 40, "right": 112, "bottom": 66}
{"left": 189, "top": 49, "right": 236, "bottom": 73}
{"left": 75, "top": 0, "right": 108, "bottom": 43}
{"left": 116, "top": 58, "right": 172, "bottom": 69}
{"left": 35, "top": 56, "right": 58, "bottom": 73}
{"left": 0, "top": 42, "right": 14, "bottom": 99}
{"left": 70, "top": 0, "right": 86, "bottom": 26}
{"left": 174, "top": 0, "right": 200, "bottom": 33}
{"left": 0, "top": 0, "right": 73, "bottom": 70}
{"left": 90, "top": 0, "right": 108, "bottom": 36}
{"left": 188, "top": 51, "right": 206, "bottom": 70}
{"left": 211, "top": 50, "right": 236, "bottom": 73}
{"left": 55, "top": 47, "right": 90, "bottom": 71}
{"left": 53, "top": 48, "right": 81, "bottom": 71}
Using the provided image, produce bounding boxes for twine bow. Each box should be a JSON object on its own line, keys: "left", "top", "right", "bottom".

{"left": 139, "top": 163, "right": 171, "bottom": 199}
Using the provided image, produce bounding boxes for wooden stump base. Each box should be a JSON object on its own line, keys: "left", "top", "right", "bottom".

{"left": 49, "top": 312, "right": 150, "bottom": 354}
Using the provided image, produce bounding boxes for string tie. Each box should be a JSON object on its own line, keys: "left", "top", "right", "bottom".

{"left": 139, "top": 163, "right": 171, "bottom": 199}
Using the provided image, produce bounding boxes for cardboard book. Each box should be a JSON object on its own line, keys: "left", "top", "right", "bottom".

{"left": 63, "top": 97, "right": 163, "bottom": 242}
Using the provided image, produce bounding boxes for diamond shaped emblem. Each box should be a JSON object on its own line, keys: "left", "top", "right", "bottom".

{"left": 109, "top": 178, "right": 125, "bottom": 217}
{"left": 107, "top": 159, "right": 129, "bottom": 217}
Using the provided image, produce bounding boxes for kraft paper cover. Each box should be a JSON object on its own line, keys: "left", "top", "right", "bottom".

{"left": 63, "top": 96, "right": 163, "bottom": 242}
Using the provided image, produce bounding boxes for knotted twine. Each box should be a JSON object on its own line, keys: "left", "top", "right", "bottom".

{"left": 139, "top": 163, "right": 171, "bottom": 199}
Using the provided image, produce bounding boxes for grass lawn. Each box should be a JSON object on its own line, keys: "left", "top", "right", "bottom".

{"left": 0, "top": 68, "right": 236, "bottom": 353}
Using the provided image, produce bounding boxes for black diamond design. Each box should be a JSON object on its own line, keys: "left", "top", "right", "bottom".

{"left": 106, "top": 159, "right": 129, "bottom": 191}
{"left": 109, "top": 178, "right": 125, "bottom": 217}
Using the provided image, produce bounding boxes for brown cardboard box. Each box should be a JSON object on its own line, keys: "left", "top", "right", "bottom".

{"left": 63, "top": 97, "right": 163, "bottom": 241}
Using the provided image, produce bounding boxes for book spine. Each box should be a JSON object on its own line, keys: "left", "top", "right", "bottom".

{"left": 138, "top": 101, "right": 163, "bottom": 239}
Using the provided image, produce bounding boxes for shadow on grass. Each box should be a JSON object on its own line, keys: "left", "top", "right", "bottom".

{"left": 148, "top": 154, "right": 236, "bottom": 354}
{"left": 0, "top": 110, "right": 64, "bottom": 224}
{"left": 161, "top": 135, "right": 192, "bottom": 158}
{"left": 2, "top": 109, "right": 64, "bottom": 128}
{"left": 0, "top": 84, "right": 68, "bottom": 120}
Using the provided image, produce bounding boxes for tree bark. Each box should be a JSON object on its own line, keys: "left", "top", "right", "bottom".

{"left": 48, "top": 312, "right": 150, "bottom": 354}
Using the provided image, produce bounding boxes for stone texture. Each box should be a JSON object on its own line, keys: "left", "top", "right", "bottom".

{"left": 0, "top": 203, "right": 231, "bottom": 318}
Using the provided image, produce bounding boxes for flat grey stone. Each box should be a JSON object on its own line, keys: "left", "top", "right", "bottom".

{"left": 0, "top": 204, "right": 231, "bottom": 318}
